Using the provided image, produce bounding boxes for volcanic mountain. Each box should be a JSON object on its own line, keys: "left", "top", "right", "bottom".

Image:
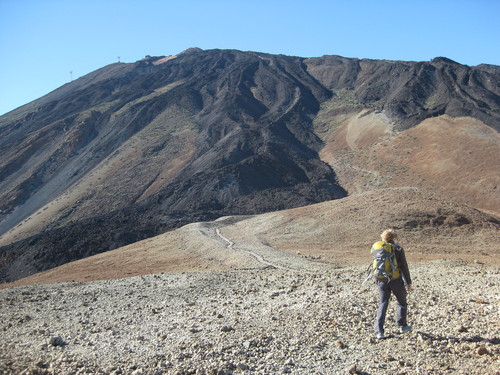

{"left": 0, "top": 48, "right": 499, "bottom": 282}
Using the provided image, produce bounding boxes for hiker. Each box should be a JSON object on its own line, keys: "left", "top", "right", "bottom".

{"left": 371, "top": 229, "right": 413, "bottom": 339}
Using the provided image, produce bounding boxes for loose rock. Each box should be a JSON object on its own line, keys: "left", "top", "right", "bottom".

{"left": 0, "top": 262, "right": 498, "bottom": 374}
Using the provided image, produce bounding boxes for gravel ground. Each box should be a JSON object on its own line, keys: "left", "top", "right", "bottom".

{"left": 1, "top": 259, "right": 498, "bottom": 375}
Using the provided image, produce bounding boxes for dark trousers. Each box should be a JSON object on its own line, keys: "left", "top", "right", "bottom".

{"left": 374, "top": 278, "right": 407, "bottom": 334}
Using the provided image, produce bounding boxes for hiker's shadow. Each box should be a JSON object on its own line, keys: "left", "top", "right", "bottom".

{"left": 416, "top": 331, "right": 499, "bottom": 344}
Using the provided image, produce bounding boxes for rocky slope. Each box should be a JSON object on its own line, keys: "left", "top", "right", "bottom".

{"left": 0, "top": 48, "right": 499, "bottom": 282}
{"left": 1, "top": 261, "right": 498, "bottom": 374}
{"left": 305, "top": 56, "right": 500, "bottom": 131}
{"left": 1, "top": 187, "right": 498, "bottom": 374}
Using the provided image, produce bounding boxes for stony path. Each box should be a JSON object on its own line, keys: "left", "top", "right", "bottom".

{"left": 194, "top": 218, "right": 328, "bottom": 273}
{"left": 215, "top": 227, "right": 283, "bottom": 270}
{"left": 0, "top": 260, "right": 498, "bottom": 375}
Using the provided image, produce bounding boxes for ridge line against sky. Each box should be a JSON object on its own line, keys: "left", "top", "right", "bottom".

{"left": 1, "top": 0, "right": 499, "bottom": 116}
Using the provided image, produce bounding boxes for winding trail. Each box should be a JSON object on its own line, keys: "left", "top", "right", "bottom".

{"left": 193, "top": 218, "right": 328, "bottom": 273}
{"left": 215, "top": 228, "right": 287, "bottom": 270}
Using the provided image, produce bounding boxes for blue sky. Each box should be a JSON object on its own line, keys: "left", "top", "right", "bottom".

{"left": 1, "top": 0, "right": 499, "bottom": 116}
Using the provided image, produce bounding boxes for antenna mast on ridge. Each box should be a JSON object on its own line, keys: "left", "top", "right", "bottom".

{"left": 69, "top": 71, "right": 73, "bottom": 81}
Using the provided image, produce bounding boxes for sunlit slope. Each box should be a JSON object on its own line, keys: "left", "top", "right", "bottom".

{"left": 317, "top": 112, "right": 500, "bottom": 215}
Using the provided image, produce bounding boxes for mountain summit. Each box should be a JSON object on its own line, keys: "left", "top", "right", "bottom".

{"left": 0, "top": 48, "right": 499, "bottom": 282}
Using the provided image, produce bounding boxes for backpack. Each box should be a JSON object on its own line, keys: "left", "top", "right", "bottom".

{"left": 370, "top": 241, "right": 401, "bottom": 281}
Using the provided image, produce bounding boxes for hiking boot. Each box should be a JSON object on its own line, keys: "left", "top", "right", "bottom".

{"left": 399, "top": 325, "right": 412, "bottom": 334}
{"left": 376, "top": 332, "right": 385, "bottom": 340}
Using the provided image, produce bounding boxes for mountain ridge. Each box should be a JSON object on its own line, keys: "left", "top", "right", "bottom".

{"left": 0, "top": 48, "right": 499, "bottom": 282}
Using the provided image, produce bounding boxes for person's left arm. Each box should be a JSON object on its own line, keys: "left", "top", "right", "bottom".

{"left": 396, "top": 245, "right": 412, "bottom": 288}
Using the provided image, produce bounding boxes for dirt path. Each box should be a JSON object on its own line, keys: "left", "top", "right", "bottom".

{"left": 193, "top": 217, "right": 332, "bottom": 273}
{"left": 215, "top": 228, "right": 283, "bottom": 269}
